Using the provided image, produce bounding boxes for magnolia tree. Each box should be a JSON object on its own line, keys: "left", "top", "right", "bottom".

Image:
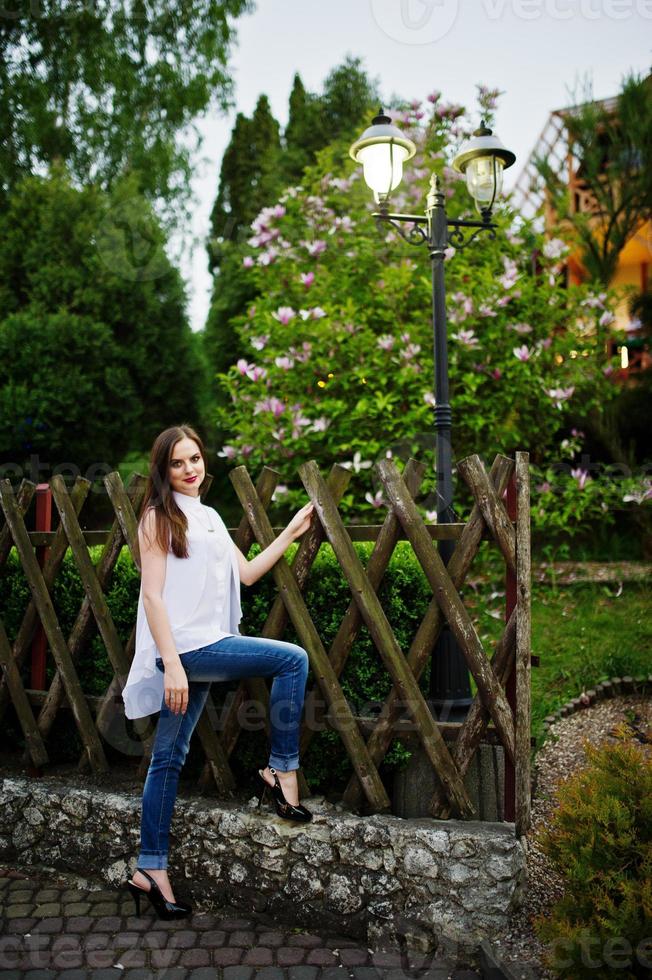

{"left": 213, "top": 86, "right": 649, "bottom": 535}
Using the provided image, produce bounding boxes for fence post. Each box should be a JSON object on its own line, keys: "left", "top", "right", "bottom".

{"left": 31, "top": 483, "right": 52, "bottom": 691}
{"left": 503, "top": 470, "right": 517, "bottom": 823}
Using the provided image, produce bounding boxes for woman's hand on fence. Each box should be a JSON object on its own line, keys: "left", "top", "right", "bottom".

{"left": 163, "top": 659, "right": 189, "bottom": 715}
{"left": 285, "top": 501, "right": 315, "bottom": 541}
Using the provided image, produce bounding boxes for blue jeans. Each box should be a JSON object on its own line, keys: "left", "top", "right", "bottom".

{"left": 138, "top": 634, "right": 310, "bottom": 870}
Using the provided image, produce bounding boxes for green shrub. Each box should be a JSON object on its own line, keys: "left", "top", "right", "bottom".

{"left": 532, "top": 729, "right": 652, "bottom": 979}
{"left": 0, "top": 540, "right": 432, "bottom": 788}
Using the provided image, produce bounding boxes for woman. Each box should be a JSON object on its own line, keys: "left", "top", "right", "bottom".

{"left": 121, "top": 424, "right": 315, "bottom": 920}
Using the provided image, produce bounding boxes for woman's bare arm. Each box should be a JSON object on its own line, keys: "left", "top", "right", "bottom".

{"left": 139, "top": 510, "right": 179, "bottom": 669}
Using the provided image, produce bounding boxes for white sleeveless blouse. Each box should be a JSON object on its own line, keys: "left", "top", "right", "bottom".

{"left": 121, "top": 489, "right": 243, "bottom": 719}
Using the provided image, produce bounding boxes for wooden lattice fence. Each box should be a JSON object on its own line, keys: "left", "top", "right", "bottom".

{"left": 0, "top": 451, "right": 532, "bottom": 836}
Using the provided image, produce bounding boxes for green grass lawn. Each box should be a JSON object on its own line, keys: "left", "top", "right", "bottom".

{"left": 466, "top": 577, "right": 651, "bottom": 754}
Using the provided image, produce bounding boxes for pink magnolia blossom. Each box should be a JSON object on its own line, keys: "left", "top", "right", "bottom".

{"left": 444, "top": 246, "right": 456, "bottom": 261}
{"left": 452, "top": 328, "right": 480, "bottom": 348}
{"left": 217, "top": 445, "right": 237, "bottom": 460}
{"left": 542, "top": 237, "right": 569, "bottom": 260}
{"left": 377, "top": 335, "right": 394, "bottom": 350}
{"left": 400, "top": 343, "right": 422, "bottom": 360}
{"left": 424, "top": 391, "right": 436, "bottom": 407}
{"left": 509, "top": 322, "right": 532, "bottom": 334}
{"left": 242, "top": 256, "right": 254, "bottom": 268}
{"left": 478, "top": 303, "right": 497, "bottom": 318}
{"left": 328, "top": 176, "right": 353, "bottom": 191}
{"left": 301, "top": 239, "right": 327, "bottom": 257}
{"left": 571, "top": 467, "right": 590, "bottom": 489}
{"left": 599, "top": 310, "right": 615, "bottom": 328}
{"left": 255, "top": 396, "right": 285, "bottom": 418}
{"left": 536, "top": 481, "right": 552, "bottom": 493}
{"left": 311, "top": 417, "right": 331, "bottom": 432}
{"left": 427, "top": 90, "right": 442, "bottom": 104}
{"left": 250, "top": 335, "right": 269, "bottom": 351}
{"left": 300, "top": 271, "right": 315, "bottom": 287}
{"left": 271, "top": 483, "right": 289, "bottom": 499}
{"left": 340, "top": 451, "right": 373, "bottom": 474}
{"left": 365, "top": 490, "right": 386, "bottom": 508}
{"left": 491, "top": 368, "right": 502, "bottom": 380}
{"left": 513, "top": 345, "right": 531, "bottom": 361}
{"left": 330, "top": 215, "right": 354, "bottom": 233}
{"left": 546, "top": 385, "right": 575, "bottom": 409}
{"left": 499, "top": 256, "right": 520, "bottom": 290}
{"left": 272, "top": 306, "right": 296, "bottom": 325}
{"left": 299, "top": 307, "right": 327, "bottom": 320}
{"left": 581, "top": 292, "right": 607, "bottom": 310}
{"left": 275, "top": 356, "right": 294, "bottom": 370}
{"left": 236, "top": 358, "right": 253, "bottom": 376}
{"left": 623, "top": 481, "right": 652, "bottom": 504}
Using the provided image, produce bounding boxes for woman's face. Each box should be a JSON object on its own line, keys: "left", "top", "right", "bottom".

{"left": 168, "top": 437, "right": 206, "bottom": 496}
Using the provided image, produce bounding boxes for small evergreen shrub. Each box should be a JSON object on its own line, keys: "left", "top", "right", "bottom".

{"left": 532, "top": 727, "right": 652, "bottom": 979}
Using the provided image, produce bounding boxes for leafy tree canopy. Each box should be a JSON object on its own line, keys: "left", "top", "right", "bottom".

{"left": 0, "top": 166, "right": 208, "bottom": 474}
{"left": 0, "top": 0, "right": 254, "bottom": 231}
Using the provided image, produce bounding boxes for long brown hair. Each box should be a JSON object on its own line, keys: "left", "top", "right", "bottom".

{"left": 138, "top": 424, "right": 209, "bottom": 563}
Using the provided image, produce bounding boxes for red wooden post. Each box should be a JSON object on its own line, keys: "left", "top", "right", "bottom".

{"left": 31, "top": 483, "right": 52, "bottom": 691}
{"left": 503, "top": 470, "right": 517, "bottom": 823}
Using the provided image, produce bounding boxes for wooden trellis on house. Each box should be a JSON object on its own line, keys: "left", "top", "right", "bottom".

{"left": 0, "top": 451, "right": 533, "bottom": 836}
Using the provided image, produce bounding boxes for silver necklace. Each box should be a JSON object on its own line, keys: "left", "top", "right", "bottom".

{"left": 193, "top": 505, "right": 215, "bottom": 533}
{"left": 177, "top": 492, "right": 215, "bottom": 532}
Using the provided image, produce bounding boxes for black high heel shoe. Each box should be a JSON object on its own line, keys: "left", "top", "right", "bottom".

{"left": 126, "top": 868, "right": 192, "bottom": 920}
{"left": 257, "top": 766, "right": 312, "bottom": 823}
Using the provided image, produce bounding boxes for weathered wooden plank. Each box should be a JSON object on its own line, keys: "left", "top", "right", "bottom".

{"left": 0, "top": 480, "right": 88, "bottom": 724}
{"left": 0, "top": 480, "right": 35, "bottom": 565}
{"left": 231, "top": 462, "right": 393, "bottom": 814}
{"left": 457, "top": 455, "right": 516, "bottom": 575}
{"left": 49, "top": 475, "right": 128, "bottom": 676}
{"left": 40, "top": 474, "right": 144, "bottom": 744}
{"left": 430, "top": 607, "right": 517, "bottom": 818}
{"left": 342, "top": 453, "right": 514, "bottom": 810}
{"left": 298, "top": 460, "right": 474, "bottom": 818}
{"left": 0, "top": 479, "right": 108, "bottom": 772}
{"left": 300, "top": 459, "right": 425, "bottom": 769}
{"left": 0, "top": 615, "right": 48, "bottom": 766}
{"left": 375, "top": 457, "right": 516, "bottom": 768}
{"left": 26, "top": 522, "right": 469, "bottom": 547}
{"left": 515, "top": 451, "right": 532, "bottom": 837}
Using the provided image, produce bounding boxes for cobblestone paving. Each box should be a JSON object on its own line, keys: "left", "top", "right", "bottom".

{"left": 0, "top": 867, "right": 482, "bottom": 979}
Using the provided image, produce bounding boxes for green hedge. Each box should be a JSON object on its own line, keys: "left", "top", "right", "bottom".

{"left": 0, "top": 541, "right": 437, "bottom": 794}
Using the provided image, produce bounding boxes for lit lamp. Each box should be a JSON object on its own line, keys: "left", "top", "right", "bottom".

{"left": 349, "top": 110, "right": 416, "bottom": 204}
{"left": 349, "top": 108, "right": 516, "bottom": 761}
{"left": 452, "top": 121, "right": 516, "bottom": 214}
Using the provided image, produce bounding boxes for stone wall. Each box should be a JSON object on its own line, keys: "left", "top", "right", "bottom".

{"left": 0, "top": 776, "right": 527, "bottom": 965}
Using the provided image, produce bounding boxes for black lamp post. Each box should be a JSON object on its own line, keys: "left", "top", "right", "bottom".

{"left": 349, "top": 111, "right": 516, "bottom": 723}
